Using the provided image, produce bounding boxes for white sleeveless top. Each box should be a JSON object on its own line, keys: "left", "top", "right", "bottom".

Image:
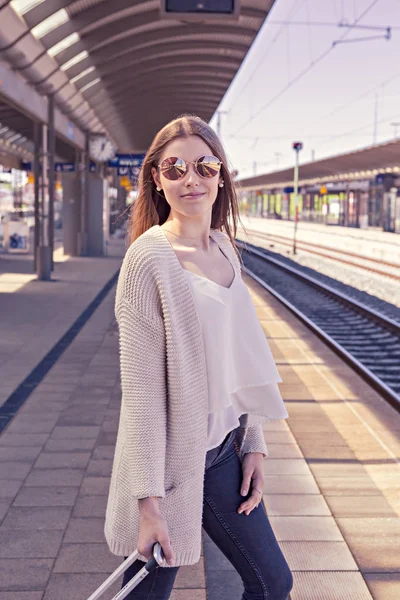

{"left": 183, "top": 243, "right": 289, "bottom": 451}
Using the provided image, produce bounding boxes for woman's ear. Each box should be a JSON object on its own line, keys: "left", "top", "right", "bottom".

{"left": 151, "top": 166, "right": 161, "bottom": 189}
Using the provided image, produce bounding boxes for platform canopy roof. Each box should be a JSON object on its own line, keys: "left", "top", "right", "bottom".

{"left": 239, "top": 138, "right": 400, "bottom": 190}
{"left": 1, "top": 0, "right": 275, "bottom": 154}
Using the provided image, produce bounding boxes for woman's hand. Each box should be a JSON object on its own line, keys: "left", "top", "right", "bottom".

{"left": 237, "top": 452, "right": 265, "bottom": 516}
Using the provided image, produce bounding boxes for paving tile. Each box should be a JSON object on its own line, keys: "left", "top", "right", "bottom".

{"left": 170, "top": 590, "right": 206, "bottom": 600}
{"left": 0, "top": 433, "right": 49, "bottom": 448}
{"left": 0, "top": 558, "right": 53, "bottom": 591}
{"left": 53, "top": 543, "right": 121, "bottom": 573}
{"left": 63, "top": 518, "right": 105, "bottom": 543}
{"left": 336, "top": 517, "right": 400, "bottom": 572}
{"left": 0, "top": 462, "right": 32, "bottom": 480}
{"left": 96, "top": 431, "right": 117, "bottom": 446}
{"left": 85, "top": 458, "right": 112, "bottom": 476}
{"left": 0, "top": 593, "right": 44, "bottom": 599}
{"left": 56, "top": 411, "right": 105, "bottom": 427}
{"left": 293, "top": 445, "right": 357, "bottom": 460}
{"left": 24, "top": 469, "right": 84, "bottom": 487}
{"left": 0, "top": 445, "right": 42, "bottom": 463}
{"left": 263, "top": 494, "right": 331, "bottom": 517}
{"left": 291, "top": 571, "right": 374, "bottom": 599}
{"left": 33, "top": 452, "right": 91, "bottom": 470}
{"left": 12, "top": 486, "right": 79, "bottom": 507}
{"left": 294, "top": 432, "right": 348, "bottom": 445}
{"left": 0, "top": 530, "right": 63, "bottom": 558}
{"left": 201, "top": 569, "right": 241, "bottom": 600}
{"left": 0, "top": 502, "right": 9, "bottom": 522}
{"left": 316, "top": 476, "right": 382, "bottom": 496}
{"left": 0, "top": 506, "right": 71, "bottom": 531}
{"left": 325, "top": 495, "right": 397, "bottom": 518}
{"left": 44, "top": 573, "right": 122, "bottom": 600}
{"left": 265, "top": 444, "right": 304, "bottom": 458}
{"left": 49, "top": 426, "right": 100, "bottom": 440}
{"left": 263, "top": 475, "right": 320, "bottom": 495}
{"left": 280, "top": 541, "right": 358, "bottom": 571}
{"left": 80, "top": 476, "right": 110, "bottom": 495}
{"left": 269, "top": 516, "right": 344, "bottom": 541}
{"left": 264, "top": 431, "right": 298, "bottom": 444}
{"left": 0, "top": 480, "right": 22, "bottom": 500}
{"left": 263, "top": 459, "right": 312, "bottom": 476}
{"left": 43, "top": 438, "right": 96, "bottom": 452}
{"left": 72, "top": 494, "right": 108, "bottom": 517}
{"left": 308, "top": 462, "right": 368, "bottom": 478}
{"left": 5, "top": 416, "right": 59, "bottom": 434}
{"left": 92, "top": 446, "right": 115, "bottom": 460}
{"left": 169, "top": 558, "right": 205, "bottom": 588}
{"left": 363, "top": 573, "right": 400, "bottom": 600}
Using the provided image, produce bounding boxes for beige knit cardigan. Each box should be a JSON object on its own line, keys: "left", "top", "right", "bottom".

{"left": 104, "top": 224, "right": 269, "bottom": 566}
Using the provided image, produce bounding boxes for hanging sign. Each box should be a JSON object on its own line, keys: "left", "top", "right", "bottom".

{"left": 108, "top": 154, "right": 145, "bottom": 168}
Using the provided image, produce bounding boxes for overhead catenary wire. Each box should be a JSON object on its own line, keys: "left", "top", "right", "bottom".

{"left": 231, "top": 0, "right": 381, "bottom": 137}
{"left": 225, "top": 0, "right": 307, "bottom": 111}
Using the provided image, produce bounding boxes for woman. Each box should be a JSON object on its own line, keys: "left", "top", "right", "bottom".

{"left": 104, "top": 115, "right": 293, "bottom": 600}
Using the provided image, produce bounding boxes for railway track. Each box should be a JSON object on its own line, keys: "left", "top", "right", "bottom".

{"left": 241, "top": 227, "right": 400, "bottom": 281}
{"left": 238, "top": 241, "right": 400, "bottom": 411}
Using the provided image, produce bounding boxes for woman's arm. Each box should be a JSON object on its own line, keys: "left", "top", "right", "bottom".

{"left": 117, "top": 299, "right": 167, "bottom": 499}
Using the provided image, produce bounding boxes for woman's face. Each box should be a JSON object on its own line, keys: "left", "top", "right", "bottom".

{"left": 151, "top": 135, "right": 223, "bottom": 219}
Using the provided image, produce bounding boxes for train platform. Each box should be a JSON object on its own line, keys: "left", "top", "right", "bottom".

{"left": 238, "top": 216, "right": 400, "bottom": 264}
{"left": 0, "top": 240, "right": 125, "bottom": 413}
{"left": 0, "top": 255, "right": 399, "bottom": 599}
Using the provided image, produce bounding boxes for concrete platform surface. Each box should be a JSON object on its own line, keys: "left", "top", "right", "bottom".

{"left": 0, "top": 246, "right": 399, "bottom": 599}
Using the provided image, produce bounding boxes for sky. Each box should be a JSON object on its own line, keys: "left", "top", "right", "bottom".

{"left": 209, "top": 0, "right": 400, "bottom": 180}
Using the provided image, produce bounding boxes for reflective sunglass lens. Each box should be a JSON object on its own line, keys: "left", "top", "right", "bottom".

{"left": 196, "top": 156, "right": 221, "bottom": 178}
{"left": 160, "top": 157, "right": 186, "bottom": 180}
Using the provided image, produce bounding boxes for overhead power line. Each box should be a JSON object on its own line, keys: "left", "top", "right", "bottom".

{"left": 226, "top": 0, "right": 307, "bottom": 110}
{"left": 231, "top": 0, "right": 381, "bottom": 137}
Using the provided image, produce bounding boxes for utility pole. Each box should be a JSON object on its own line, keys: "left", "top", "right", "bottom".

{"left": 391, "top": 122, "right": 400, "bottom": 139}
{"left": 216, "top": 110, "right": 228, "bottom": 139}
{"left": 292, "top": 141, "right": 303, "bottom": 255}
{"left": 373, "top": 92, "right": 378, "bottom": 145}
{"left": 274, "top": 152, "right": 283, "bottom": 169}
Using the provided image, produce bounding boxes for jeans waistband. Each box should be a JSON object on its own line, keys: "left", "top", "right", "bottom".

{"left": 205, "top": 427, "right": 238, "bottom": 470}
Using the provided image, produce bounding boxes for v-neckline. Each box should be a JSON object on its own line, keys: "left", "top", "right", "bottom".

{"left": 157, "top": 225, "right": 236, "bottom": 290}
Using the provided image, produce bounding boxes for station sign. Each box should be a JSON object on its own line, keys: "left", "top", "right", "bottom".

{"left": 117, "top": 165, "right": 141, "bottom": 179}
{"left": 283, "top": 186, "right": 294, "bottom": 193}
{"left": 55, "top": 162, "right": 75, "bottom": 172}
{"left": 108, "top": 154, "right": 145, "bottom": 168}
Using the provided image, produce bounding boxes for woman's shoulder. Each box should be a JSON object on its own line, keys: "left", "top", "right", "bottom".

{"left": 117, "top": 226, "right": 164, "bottom": 312}
{"left": 122, "top": 226, "right": 164, "bottom": 271}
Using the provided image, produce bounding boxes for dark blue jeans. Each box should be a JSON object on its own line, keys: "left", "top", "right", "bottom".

{"left": 121, "top": 427, "right": 293, "bottom": 599}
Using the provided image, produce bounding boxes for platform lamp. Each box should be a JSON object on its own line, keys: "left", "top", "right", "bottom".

{"left": 292, "top": 141, "right": 303, "bottom": 255}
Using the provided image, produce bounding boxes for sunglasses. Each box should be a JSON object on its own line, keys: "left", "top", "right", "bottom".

{"left": 157, "top": 155, "right": 222, "bottom": 181}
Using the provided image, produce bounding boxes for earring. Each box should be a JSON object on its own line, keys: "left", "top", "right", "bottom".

{"left": 156, "top": 186, "right": 162, "bottom": 191}
{"left": 218, "top": 181, "right": 224, "bottom": 188}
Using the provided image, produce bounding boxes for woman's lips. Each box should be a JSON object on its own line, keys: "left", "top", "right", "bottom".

{"left": 182, "top": 193, "right": 204, "bottom": 198}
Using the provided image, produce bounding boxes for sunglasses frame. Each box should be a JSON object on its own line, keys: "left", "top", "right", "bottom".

{"left": 157, "top": 155, "right": 223, "bottom": 180}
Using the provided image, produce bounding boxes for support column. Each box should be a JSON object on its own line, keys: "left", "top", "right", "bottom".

{"left": 36, "top": 121, "right": 52, "bottom": 280}
{"left": 77, "top": 131, "right": 89, "bottom": 256}
{"left": 48, "top": 94, "right": 55, "bottom": 270}
{"left": 33, "top": 122, "right": 40, "bottom": 272}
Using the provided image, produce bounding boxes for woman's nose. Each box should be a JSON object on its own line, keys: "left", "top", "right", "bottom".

{"left": 184, "top": 163, "right": 200, "bottom": 184}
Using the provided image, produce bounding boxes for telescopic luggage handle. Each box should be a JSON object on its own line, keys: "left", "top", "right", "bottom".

{"left": 86, "top": 542, "right": 166, "bottom": 600}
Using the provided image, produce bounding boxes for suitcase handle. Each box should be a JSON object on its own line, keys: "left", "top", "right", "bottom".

{"left": 86, "top": 542, "right": 166, "bottom": 600}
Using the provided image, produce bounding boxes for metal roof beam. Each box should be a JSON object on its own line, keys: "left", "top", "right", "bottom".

{"left": 0, "top": 60, "right": 85, "bottom": 149}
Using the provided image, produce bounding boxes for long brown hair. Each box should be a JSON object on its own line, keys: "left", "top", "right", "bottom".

{"left": 127, "top": 114, "right": 247, "bottom": 263}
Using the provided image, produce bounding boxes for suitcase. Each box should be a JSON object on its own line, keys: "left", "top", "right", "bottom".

{"left": 86, "top": 542, "right": 166, "bottom": 600}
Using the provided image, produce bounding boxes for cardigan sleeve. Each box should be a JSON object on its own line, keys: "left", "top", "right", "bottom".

{"left": 239, "top": 423, "right": 268, "bottom": 460}
{"left": 116, "top": 299, "right": 167, "bottom": 499}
